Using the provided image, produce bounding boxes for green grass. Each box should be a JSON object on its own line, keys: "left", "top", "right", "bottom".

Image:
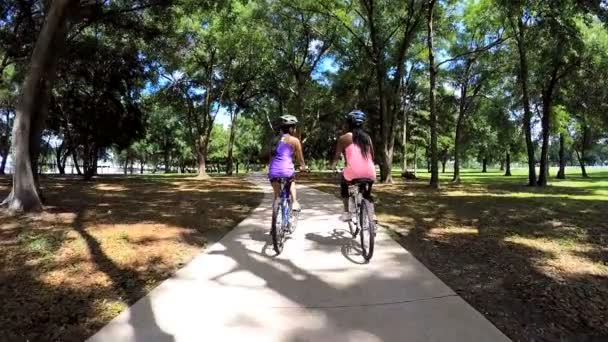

{"left": 301, "top": 167, "right": 608, "bottom": 340}
{"left": 393, "top": 167, "right": 608, "bottom": 200}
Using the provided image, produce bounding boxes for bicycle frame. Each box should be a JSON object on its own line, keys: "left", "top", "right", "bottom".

{"left": 279, "top": 180, "right": 291, "bottom": 226}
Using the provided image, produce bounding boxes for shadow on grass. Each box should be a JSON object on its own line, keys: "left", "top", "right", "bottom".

{"left": 0, "top": 174, "right": 263, "bottom": 341}
{"left": 299, "top": 172, "right": 608, "bottom": 341}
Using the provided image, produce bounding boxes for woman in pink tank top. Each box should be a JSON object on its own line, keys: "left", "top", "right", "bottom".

{"left": 329, "top": 110, "right": 376, "bottom": 220}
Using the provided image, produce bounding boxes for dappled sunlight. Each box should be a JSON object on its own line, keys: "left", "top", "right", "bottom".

{"left": 0, "top": 175, "right": 263, "bottom": 341}
{"left": 94, "top": 183, "right": 129, "bottom": 192}
{"left": 300, "top": 171, "right": 608, "bottom": 340}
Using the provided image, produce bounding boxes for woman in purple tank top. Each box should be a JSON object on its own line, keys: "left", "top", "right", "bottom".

{"left": 268, "top": 115, "right": 306, "bottom": 211}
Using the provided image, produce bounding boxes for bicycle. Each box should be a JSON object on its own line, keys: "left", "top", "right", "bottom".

{"left": 334, "top": 168, "right": 376, "bottom": 262}
{"left": 346, "top": 178, "right": 376, "bottom": 262}
{"left": 270, "top": 177, "right": 300, "bottom": 255}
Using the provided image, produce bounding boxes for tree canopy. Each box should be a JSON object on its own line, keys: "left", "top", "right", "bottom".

{"left": 1, "top": 0, "right": 608, "bottom": 211}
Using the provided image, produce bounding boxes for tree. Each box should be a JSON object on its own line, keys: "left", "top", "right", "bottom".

{"left": 426, "top": 0, "right": 439, "bottom": 187}
{"left": 318, "top": 0, "right": 426, "bottom": 183}
{"left": 2, "top": 0, "right": 171, "bottom": 211}
{"left": 1, "top": 0, "right": 76, "bottom": 211}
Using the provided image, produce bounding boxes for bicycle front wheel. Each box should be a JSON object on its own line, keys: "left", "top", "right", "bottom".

{"left": 271, "top": 199, "right": 285, "bottom": 254}
{"left": 359, "top": 198, "right": 375, "bottom": 262}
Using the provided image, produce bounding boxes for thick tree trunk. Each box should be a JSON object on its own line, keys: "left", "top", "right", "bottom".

{"left": 538, "top": 70, "right": 560, "bottom": 186}
{"left": 516, "top": 17, "right": 537, "bottom": 186}
{"left": 226, "top": 108, "right": 239, "bottom": 176}
{"left": 83, "top": 146, "right": 97, "bottom": 181}
{"left": 427, "top": 0, "right": 439, "bottom": 189}
{"left": 2, "top": 0, "right": 73, "bottom": 211}
{"left": 557, "top": 133, "right": 566, "bottom": 179}
{"left": 505, "top": 151, "right": 512, "bottom": 176}
{"left": 482, "top": 158, "right": 488, "bottom": 173}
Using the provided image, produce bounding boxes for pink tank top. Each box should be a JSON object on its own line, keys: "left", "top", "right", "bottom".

{"left": 343, "top": 143, "right": 376, "bottom": 181}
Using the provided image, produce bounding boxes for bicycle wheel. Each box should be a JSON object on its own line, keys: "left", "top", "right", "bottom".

{"left": 271, "top": 199, "right": 285, "bottom": 254}
{"left": 347, "top": 193, "right": 360, "bottom": 237}
{"left": 288, "top": 208, "right": 299, "bottom": 234}
{"left": 359, "top": 198, "right": 375, "bottom": 261}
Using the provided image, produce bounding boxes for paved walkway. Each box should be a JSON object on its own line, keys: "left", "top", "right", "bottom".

{"left": 88, "top": 175, "right": 510, "bottom": 342}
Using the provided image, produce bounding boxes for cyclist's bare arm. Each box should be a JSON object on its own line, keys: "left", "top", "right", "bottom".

{"left": 292, "top": 137, "right": 306, "bottom": 171}
{"left": 330, "top": 134, "right": 347, "bottom": 170}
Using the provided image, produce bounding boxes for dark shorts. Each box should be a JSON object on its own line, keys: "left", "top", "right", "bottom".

{"left": 340, "top": 175, "right": 374, "bottom": 199}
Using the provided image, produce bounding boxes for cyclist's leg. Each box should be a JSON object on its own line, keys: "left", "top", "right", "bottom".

{"left": 270, "top": 180, "right": 281, "bottom": 201}
{"left": 340, "top": 175, "right": 350, "bottom": 221}
{"left": 289, "top": 178, "right": 301, "bottom": 211}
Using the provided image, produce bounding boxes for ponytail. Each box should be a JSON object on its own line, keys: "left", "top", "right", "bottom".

{"left": 351, "top": 125, "right": 373, "bottom": 160}
{"left": 270, "top": 125, "right": 295, "bottom": 157}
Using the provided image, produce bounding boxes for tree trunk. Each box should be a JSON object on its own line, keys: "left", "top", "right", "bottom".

{"left": 516, "top": 17, "right": 537, "bottom": 186}
{"left": 55, "top": 142, "right": 66, "bottom": 174}
{"left": 72, "top": 151, "right": 82, "bottom": 176}
{"left": 0, "top": 151, "right": 7, "bottom": 175}
{"left": 413, "top": 145, "right": 418, "bottom": 177}
{"left": 441, "top": 158, "right": 446, "bottom": 174}
{"left": 123, "top": 155, "right": 128, "bottom": 175}
{"left": 140, "top": 161, "right": 144, "bottom": 174}
{"left": 427, "top": 0, "right": 439, "bottom": 189}
{"left": 538, "top": 100, "right": 552, "bottom": 186}
{"left": 2, "top": 0, "right": 73, "bottom": 212}
{"left": 163, "top": 131, "right": 170, "bottom": 173}
{"left": 577, "top": 125, "right": 590, "bottom": 178}
{"left": 557, "top": 133, "right": 566, "bottom": 179}
{"left": 500, "top": 160, "right": 505, "bottom": 171}
{"left": 226, "top": 108, "right": 239, "bottom": 176}
{"left": 402, "top": 102, "right": 408, "bottom": 173}
{"left": 482, "top": 158, "right": 488, "bottom": 173}
{"left": 538, "top": 69, "right": 560, "bottom": 186}
{"left": 0, "top": 109, "right": 9, "bottom": 175}
{"left": 576, "top": 150, "right": 588, "bottom": 178}
{"left": 505, "top": 151, "right": 512, "bottom": 176}
{"left": 196, "top": 140, "right": 209, "bottom": 179}
{"left": 453, "top": 111, "right": 464, "bottom": 183}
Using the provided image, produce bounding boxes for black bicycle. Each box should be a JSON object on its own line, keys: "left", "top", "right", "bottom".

{"left": 346, "top": 179, "right": 376, "bottom": 262}
{"left": 270, "top": 177, "right": 300, "bottom": 254}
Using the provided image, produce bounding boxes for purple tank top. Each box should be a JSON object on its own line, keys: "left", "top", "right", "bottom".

{"left": 268, "top": 136, "right": 295, "bottom": 179}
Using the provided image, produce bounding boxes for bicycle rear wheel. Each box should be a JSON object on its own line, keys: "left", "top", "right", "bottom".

{"left": 271, "top": 199, "right": 286, "bottom": 254}
{"left": 288, "top": 209, "right": 299, "bottom": 234}
{"left": 359, "top": 198, "right": 375, "bottom": 262}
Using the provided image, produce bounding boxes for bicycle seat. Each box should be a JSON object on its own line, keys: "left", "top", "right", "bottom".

{"left": 349, "top": 178, "right": 375, "bottom": 184}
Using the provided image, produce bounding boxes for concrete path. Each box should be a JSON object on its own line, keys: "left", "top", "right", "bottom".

{"left": 88, "top": 175, "right": 510, "bottom": 342}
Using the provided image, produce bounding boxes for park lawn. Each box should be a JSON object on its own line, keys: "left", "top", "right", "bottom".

{"left": 0, "top": 175, "right": 263, "bottom": 342}
{"left": 299, "top": 167, "right": 608, "bottom": 342}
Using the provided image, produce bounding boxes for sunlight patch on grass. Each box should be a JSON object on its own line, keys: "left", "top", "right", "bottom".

{"left": 94, "top": 184, "right": 128, "bottom": 192}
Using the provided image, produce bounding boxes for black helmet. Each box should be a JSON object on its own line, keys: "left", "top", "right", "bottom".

{"left": 279, "top": 114, "right": 298, "bottom": 126}
{"left": 346, "top": 110, "right": 366, "bottom": 125}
